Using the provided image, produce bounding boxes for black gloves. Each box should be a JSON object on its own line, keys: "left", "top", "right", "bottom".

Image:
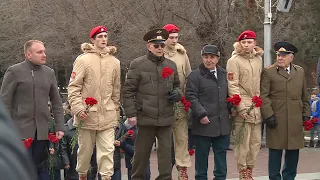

{"left": 303, "top": 116, "right": 310, "bottom": 122}
{"left": 264, "top": 115, "right": 277, "bottom": 129}
{"left": 168, "top": 90, "right": 182, "bottom": 102}
{"left": 227, "top": 102, "right": 234, "bottom": 114}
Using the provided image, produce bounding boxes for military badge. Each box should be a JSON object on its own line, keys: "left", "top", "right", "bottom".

{"left": 228, "top": 72, "right": 234, "bottom": 81}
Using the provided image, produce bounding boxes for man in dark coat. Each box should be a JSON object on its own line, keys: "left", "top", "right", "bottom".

{"left": 260, "top": 41, "right": 310, "bottom": 180}
{"left": 0, "top": 40, "right": 65, "bottom": 179}
{"left": 0, "top": 100, "right": 37, "bottom": 180}
{"left": 122, "top": 28, "right": 181, "bottom": 180}
{"left": 186, "top": 44, "right": 230, "bottom": 180}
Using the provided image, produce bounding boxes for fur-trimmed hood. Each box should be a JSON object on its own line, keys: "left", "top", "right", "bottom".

{"left": 80, "top": 43, "right": 117, "bottom": 55}
{"left": 164, "top": 43, "right": 186, "bottom": 56}
{"left": 232, "top": 42, "right": 263, "bottom": 58}
{"left": 175, "top": 43, "right": 186, "bottom": 54}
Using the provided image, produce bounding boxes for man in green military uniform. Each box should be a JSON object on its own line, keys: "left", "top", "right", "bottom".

{"left": 123, "top": 28, "right": 182, "bottom": 180}
{"left": 260, "top": 41, "right": 310, "bottom": 180}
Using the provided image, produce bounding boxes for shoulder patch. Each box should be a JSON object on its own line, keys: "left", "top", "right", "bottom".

{"left": 265, "top": 63, "right": 276, "bottom": 70}
{"left": 228, "top": 72, "right": 234, "bottom": 81}
{"left": 71, "top": 72, "right": 76, "bottom": 79}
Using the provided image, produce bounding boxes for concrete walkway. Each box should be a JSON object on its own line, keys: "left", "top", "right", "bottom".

{"left": 118, "top": 173, "right": 320, "bottom": 180}
{"left": 228, "top": 173, "right": 320, "bottom": 180}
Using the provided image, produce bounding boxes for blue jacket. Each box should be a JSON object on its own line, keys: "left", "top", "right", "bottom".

{"left": 311, "top": 94, "right": 320, "bottom": 124}
{"left": 119, "top": 125, "right": 136, "bottom": 169}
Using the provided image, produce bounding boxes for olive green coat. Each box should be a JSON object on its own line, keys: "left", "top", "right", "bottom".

{"left": 260, "top": 64, "right": 310, "bottom": 150}
{"left": 122, "top": 51, "right": 180, "bottom": 126}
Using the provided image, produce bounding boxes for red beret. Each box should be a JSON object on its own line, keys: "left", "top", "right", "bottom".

{"left": 90, "top": 26, "right": 107, "bottom": 38}
{"left": 237, "top": 30, "right": 256, "bottom": 41}
{"left": 163, "top": 24, "right": 179, "bottom": 34}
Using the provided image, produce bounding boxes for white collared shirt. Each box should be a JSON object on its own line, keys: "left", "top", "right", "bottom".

{"left": 210, "top": 69, "right": 217, "bottom": 78}
{"left": 286, "top": 66, "right": 290, "bottom": 74}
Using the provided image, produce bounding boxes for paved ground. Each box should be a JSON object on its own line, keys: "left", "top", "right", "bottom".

{"left": 118, "top": 147, "right": 320, "bottom": 180}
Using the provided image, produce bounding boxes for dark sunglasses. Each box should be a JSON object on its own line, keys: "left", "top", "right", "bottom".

{"left": 153, "top": 44, "right": 165, "bottom": 49}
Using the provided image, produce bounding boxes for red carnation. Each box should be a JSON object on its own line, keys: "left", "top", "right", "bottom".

{"left": 181, "top": 96, "right": 187, "bottom": 104}
{"left": 48, "top": 133, "right": 60, "bottom": 143}
{"left": 127, "top": 130, "right": 134, "bottom": 139}
{"left": 304, "top": 120, "right": 314, "bottom": 131}
{"left": 311, "top": 117, "right": 319, "bottom": 124}
{"left": 252, "top": 96, "right": 263, "bottom": 108}
{"left": 22, "top": 138, "right": 33, "bottom": 149}
{"left": 162, "top": 66, "right": 174, "bottom": 79}
{"left": 184, "top": 106, "right": 189, "bottom": 112}
{"left": 180, "top": 96, "right": 192, "bottom": 112}
{"left": 85, "top": 97, "right": 98, "bottom": 106}
{"left": 188, "top": 149, "right": 195, "bottom": 156}
{"left": 227, "top": 94, "right": 242, "bottom": 106}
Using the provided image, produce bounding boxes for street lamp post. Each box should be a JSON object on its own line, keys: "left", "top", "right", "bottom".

{"left": 264, "top": 0, "right": 272, "bottom": 68}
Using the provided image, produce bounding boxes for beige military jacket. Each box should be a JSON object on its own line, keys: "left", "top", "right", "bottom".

{"left": 68, "top": 43, "right": 121, "bottom": 130}
{"left": 226, "top": 42, "right": 263, "bottom": 123}
{"left": 164, "top": 43, "right": 191, "bottom": 94}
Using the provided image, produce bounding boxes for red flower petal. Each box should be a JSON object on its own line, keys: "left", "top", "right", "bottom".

{"left": 162, "top": 67, "right": 174, "bottom": 79}
{"left": 85, "top": 97, "right": 98, "bottom": 106}
{"left": 188, "top": 149, "right": 195, "bottom": 156}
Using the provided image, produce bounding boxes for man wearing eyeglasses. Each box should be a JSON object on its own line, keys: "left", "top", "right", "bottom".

{"left": 163, "top": 23, "right": 191, "bottom": 180}
{"left": 123, "top": 28, "right": 182, "bottom": 180}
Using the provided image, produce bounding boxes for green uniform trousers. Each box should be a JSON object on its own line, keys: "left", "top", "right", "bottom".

{"left": 268, "top": 148, "right": 299, "bottom": 180}
{"left": 132, "top": 125, "right": 172, "bottom": 180}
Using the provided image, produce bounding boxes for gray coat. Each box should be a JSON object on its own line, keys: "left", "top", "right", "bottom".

{"left": 0, "top": 100, "right": 37, "bottom": 180}
{"left": 0, "top": 60, "right": 64, "bottom": 140}
{"left": 186, "top": 64, "right": 230, "bottom": 137}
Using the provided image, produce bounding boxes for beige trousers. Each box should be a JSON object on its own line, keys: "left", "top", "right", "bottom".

{"left": 173, "top": 108, "right": 191, "bottom": 167}
{"left": 76, "top": 128, "right": 115, "bottom": 178}
{"left": 233, "top": 122, "right": 261, "bottom": 171}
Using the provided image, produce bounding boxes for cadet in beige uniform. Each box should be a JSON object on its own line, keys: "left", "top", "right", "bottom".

{"left": 226, "top": 30, "right": 263, "bottom": 180}
{"left": 68, "top": 26, "right": 121, "bottom": 180}
{"left": 163, "top": 23, "right": 192, "bottom": 180}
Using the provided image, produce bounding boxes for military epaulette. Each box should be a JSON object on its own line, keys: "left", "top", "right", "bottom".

{"left": 293, "top": 64, "right": 302, "bottom": 69}
{"left": 265, "top": 63, "right": 276, "bottom": 69}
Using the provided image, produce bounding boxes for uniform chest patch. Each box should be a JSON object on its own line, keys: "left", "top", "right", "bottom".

{"left": 228, "top": 72, "right": 234, "bottom": 81}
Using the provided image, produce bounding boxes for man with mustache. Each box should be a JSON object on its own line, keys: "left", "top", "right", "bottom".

{"left": 226, "top": 30, "right": 263, "bottom": 180}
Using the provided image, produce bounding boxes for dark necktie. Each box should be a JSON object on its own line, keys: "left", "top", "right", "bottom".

{"left": 211, "top": 70, "right": 216, "bottom": 78}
